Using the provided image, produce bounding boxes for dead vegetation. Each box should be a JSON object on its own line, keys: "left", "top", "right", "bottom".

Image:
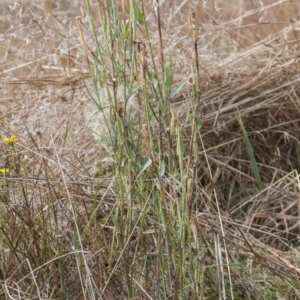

{"left": 0, "top": 0, "right": 300, "bottom": 299}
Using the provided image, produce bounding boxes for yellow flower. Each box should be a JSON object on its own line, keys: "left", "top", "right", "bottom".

{"left": 0, "top": 168, "right": 9, "bottom": 174}
{"left": 3, "top": 134, "right": 17, "bottom": 145}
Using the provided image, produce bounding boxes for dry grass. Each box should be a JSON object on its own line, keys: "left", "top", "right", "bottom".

{"left": 1, "top": 0, "right": 300, "bottom": 299}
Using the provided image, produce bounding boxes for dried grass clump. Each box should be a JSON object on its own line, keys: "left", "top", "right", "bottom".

{"left": 0, "top": 0, "right": 300, "bottom": 299}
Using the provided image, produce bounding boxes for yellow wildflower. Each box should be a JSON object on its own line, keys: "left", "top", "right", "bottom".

{"left": 3, "top": 134, "right": 17, "bottom": 145}
{"left": 0, "top": 168, "right": 9, "bottom": 174}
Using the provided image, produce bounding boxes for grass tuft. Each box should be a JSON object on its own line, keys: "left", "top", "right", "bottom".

{"left": 1, "top": 0, "right": 300, "bottom": 299}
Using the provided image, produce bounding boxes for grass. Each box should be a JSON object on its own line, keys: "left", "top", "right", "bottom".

{"left": 1, "top": 0, "right": 300, "bottom": 299}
